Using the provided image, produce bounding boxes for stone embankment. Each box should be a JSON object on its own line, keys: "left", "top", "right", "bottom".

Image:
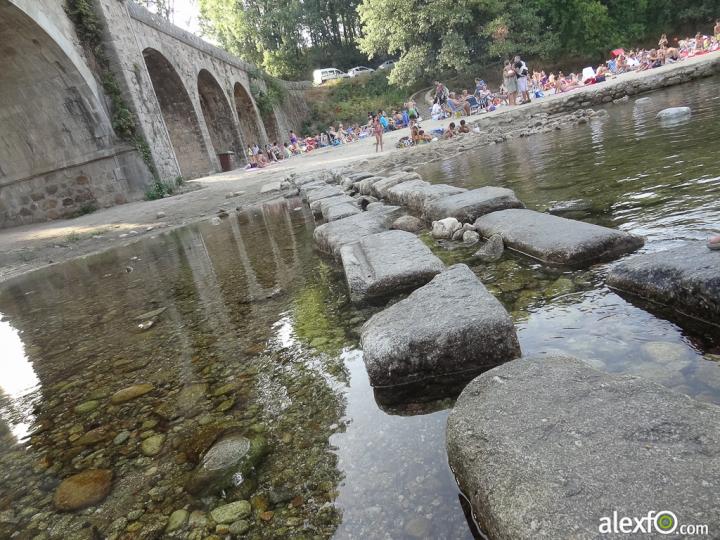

{"left": 446, "top": 356, "right": 720, "bottom": 540}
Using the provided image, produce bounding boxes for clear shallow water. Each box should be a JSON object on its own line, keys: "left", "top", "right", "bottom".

{"left": 0, "top": 76, "right": 719, "bottom": 539}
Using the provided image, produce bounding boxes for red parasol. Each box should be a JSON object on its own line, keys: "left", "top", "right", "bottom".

{"left": 611, "top": 48, "right": 625, "bottom": 57}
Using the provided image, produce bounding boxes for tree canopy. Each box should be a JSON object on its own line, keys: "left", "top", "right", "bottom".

{"left": 197, "top": 0, "right": 720, "bottom": 84}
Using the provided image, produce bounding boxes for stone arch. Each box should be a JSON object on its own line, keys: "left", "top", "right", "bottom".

{"left": 0, "top": 1, "right": 120, "bottom": 226}
{"left": 233, "top": 82, "right": 264, "bottom": 149}
{"left": 143, "top": 48, "right": 211, "bottom": 179}
{"left": 197, "top": 69, "right": 242, "bottom": 165}
{"left": 261, "top": 107, "right": 283, "bottom": 145}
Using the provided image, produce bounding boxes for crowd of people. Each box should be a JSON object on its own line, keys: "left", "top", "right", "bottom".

{"left": 243, "top": 22, "right": 720, "bottom": 164}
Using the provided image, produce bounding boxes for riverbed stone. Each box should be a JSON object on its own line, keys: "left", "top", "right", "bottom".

{"left": 361, "top": 264, "right": 520, "bottom": 388}
{"left": 474, "top": 209, "right": 644, "bottom": 267}
{"left": 340, "top": 230, "right": 444, "bottom": 302}
{"left": 210, "top": 501, "right": 251, "bottom": 524}
{"left": 385, "top": 180, "right": 466, "bottom": 212}
{"left": 53, "top": 469, "right": 113, "bottom": 511}
{"left": 607, "top": 243, "right": 719, "bottom": 327}
{"left": 356, "top": 176, "right": 385, "bottom": 195}
{"left": 313, "top": 204, "right": 403, "bottom": 257}
{"left": 391, "top": 215, "right": 424, "bottom": 233}
{"left": 446, "top": 355, "right": 720, "bottom": 540}
{"left": 166, "top": 509, "right": 189, "bottom": 532}
{"left": 141, "top": 434, "right": 166, "bottom": 456}
{"left": 185, "top": 433, "right": 267, "bottom": 496}
{"left": 423, "top": 187, "right": 524, "bottom": 222}
{"left": 110, "top": 383, "right": 154, "bottom": 404}
{"left": 473, "top": 234, "right": 504, "bottom": 262}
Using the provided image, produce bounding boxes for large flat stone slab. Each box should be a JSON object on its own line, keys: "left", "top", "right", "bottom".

{"left": 607, "top": 243, "right": 720, "bottom": 326}
{"left": 304, "top": 184, "right": 344, "bottom": 204}
{"left": 313, "top": 205, "right": 403, "bottom": 257}
{"left": 385, "top": 180, "right": 466, "bottom": 212}
{"left": 447, "top": 356, "right": 720, "bottom": 540}
{"left": 340, "top": 230, "right": 444, "bottom": 302}
{"left": 474, "top": 209, "right": 644, "bottom": 267}
{"left": 361, "top": 264, "right": 520, "bottom": 388}
{"left": 423, "top": 187, "right": 524, "bottom": 222}
{"left": 324, "top": 203, "right": 361, "bottom": 222}
{"left": 371, "top": 172, "right": 422, "bottom": 198}
{"left": 311, "top": 194, "right": 355, "bottom": 216}
{"left": 356, "top": 176, "right": 386, "bottom": 195}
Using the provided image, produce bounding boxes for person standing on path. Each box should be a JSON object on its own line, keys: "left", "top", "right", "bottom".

{"left": 503, "top": 60, "right": 518, "bottom": 106}
{"left": 372, "top": 114, "right": 384, "bottom": 152}
{"left": 514, "top": 55, "right": 530, "bottom": 104}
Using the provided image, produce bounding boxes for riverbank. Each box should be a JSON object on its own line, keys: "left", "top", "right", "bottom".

{"left": 1, "top": 50, "right": 718, "bottom": 282}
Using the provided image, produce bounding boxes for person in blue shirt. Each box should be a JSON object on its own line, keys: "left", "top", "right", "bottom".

{"left": 378, "top": 110, "right": 389, "bottom": 131}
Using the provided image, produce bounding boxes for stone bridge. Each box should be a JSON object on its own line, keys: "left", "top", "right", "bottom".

{"left": 0, "top": 0, "right": 311, "bottom": 228}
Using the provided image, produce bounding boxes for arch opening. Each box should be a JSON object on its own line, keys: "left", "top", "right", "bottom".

{"left": 233, "top": 82, "right": 264, "bottom": 150}
{"left": 143, "top": 48, "right": 211, "bottom": 179}
{"left": 197, "top": 69, "right": 241, "bottom": 167}
{"left": 261, "top": 108, "right": 282, "bottom": 146}
{"left": 0, "top": 2, "right": 140, "bottom": 227}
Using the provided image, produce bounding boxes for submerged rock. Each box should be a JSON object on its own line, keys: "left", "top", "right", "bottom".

{"left": 607, "top": 243, "right": 719, "bottom": 327}
{"left": 547, "top": 199, "right": 592, "bottom": 215}
{"left": 462, "top": 230, "right": 480, "bottom": 244}
{"left": 431, "top": 217, "right": 462, "bottom": 239}
{"left": 447, "top": 356, "right": 720, "bottom": 540}
{"left": 473, "top": 234, "right": 504, "bottom": 262}
{"left": 110, "top": 383, "right": 154, "bottom": 404}
{"left": 340, "top": 230, "right": 444, "bottom": 302}
{"left": 474, "top": 209, "right": 644, "bottom": 267}
{"left": 210, "top": 500, "right": 251, "bottom": 524}
{"left": 185, "top": 433, "right": 267, "bottom": 496}
{"left": 656, "top": 106, "right": 691, "bottom": 120}
{"left": 361, "top": 264, "right": 520, "bottom": 388}
{"left": 53, "top": 469, "right": 113, "bottom": 511}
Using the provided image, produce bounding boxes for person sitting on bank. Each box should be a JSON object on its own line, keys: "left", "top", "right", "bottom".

{"left": 458, "top": 119, "right": 470, "bottom": 134}
{"left": 443, "top": 122, "right": 456, "bottom": 139}
{"left": 447, "top": 93, "right": 471, "bottom": 116}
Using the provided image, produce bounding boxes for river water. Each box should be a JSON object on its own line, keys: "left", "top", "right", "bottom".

{"left": 1, "top": 76, "right": 718, "bottom": 539}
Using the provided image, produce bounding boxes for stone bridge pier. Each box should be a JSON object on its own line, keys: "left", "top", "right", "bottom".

{"left": 0, "top": 0, "right": 310, "bottom": 228}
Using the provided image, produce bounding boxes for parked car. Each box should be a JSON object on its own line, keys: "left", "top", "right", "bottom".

{"left": 348, "top": 66, "right": 375, "bottom": 77}
{"left": 377, "top": 60, "right": 396, "bottom": 71}
{"left": 312, "top": 68, "right": 350, "bottom": 85}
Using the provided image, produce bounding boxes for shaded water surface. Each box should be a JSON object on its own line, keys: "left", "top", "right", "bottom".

{"left": 1, "top": 75, "right": 719, "bottom": 540}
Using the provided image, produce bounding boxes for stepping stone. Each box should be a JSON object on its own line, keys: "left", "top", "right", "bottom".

{"left": 259, "top": 181, "right": 281, "bottom": 194}
{"left": 314, "top": 204, "right": 403, "bottom": 257}
{"left": 361, "top": 264, "right": 520, "bottom": 388}
{"left": 474, "top": 209, "right": 644, "bottom": 267}
{"left": 340, "top": 230, "right": 444, "bottom": 302}
{"left": 325, "top": 203, "right": 361, "bottom": 222}
{"left": 607, "top": 243, "right": 720, "bottom": 327}
{"left": 385, "top": 180, "right": 466, "bottom": 212}
{"left": 371, "top": 172, "right": 422, "bottom": 198}
{"left": 346, "top": 172, "right": 375, "bottom": 182}
{"left": 310, "top": 194, "right": 355, "bottom": 216}
{"left": 423, "top": 187, "right": 524, "bottom": 222}
{"left": 447, "top": 355, "right": 720, "bottom": 540}
{"left": 304, "top": 185, "right": 344, "bottom": 203}
{"left": 356, "top": 176, "right": 386, "bottom": 195}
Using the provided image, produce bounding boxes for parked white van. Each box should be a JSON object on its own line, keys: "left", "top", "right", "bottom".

{"left": 312, "top": 68, "right": 350, "bottom": 85}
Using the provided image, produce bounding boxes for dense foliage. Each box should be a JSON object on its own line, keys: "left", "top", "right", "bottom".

{"left": 198, "top": 0, "right": 368, "bottom": 79}
{"left": 198, "top": 0, "right": 720, "bottom": 85}
{"left": 302, "top": 71, "right": 412, "bottom": 133}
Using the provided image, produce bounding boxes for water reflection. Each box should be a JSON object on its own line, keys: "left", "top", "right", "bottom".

{"left": 0, "top": 317, "right": 38, "bottom": 440}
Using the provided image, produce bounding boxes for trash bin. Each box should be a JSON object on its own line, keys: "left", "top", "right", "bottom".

{"left": 217, "top": 151, "right": 235, "bottom": 172}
